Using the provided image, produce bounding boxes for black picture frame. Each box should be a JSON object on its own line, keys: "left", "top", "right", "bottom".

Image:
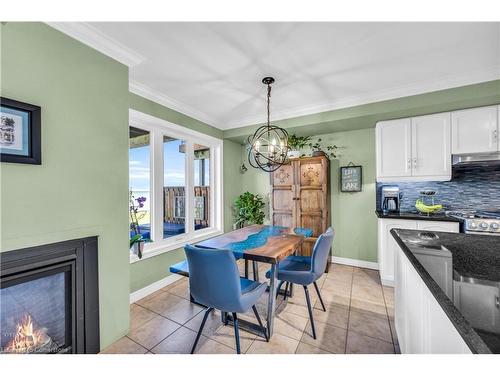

{"left": 0, "top": 97, "right": 41, "bottom": 165}
{"left": 340, "top": 165, "right": 362, "bottom": 192}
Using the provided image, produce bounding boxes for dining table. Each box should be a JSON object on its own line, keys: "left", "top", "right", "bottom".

{"left": 196, "top": 224, "right": 312, "bottom": 339}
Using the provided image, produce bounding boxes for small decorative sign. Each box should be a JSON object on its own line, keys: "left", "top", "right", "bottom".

{"left": 340, "top": 163, "right": 362, "bottom": 192}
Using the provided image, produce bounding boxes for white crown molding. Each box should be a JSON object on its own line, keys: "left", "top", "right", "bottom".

{"left": 223, "top": 66, "right": 500, "bottom": 130}
{"left": 129, "top": 80, "right": 220, "bottom": 128}
{"left": 46, "top": 22, "right": 145, "bottom": 67}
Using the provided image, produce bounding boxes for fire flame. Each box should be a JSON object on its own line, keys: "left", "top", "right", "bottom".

{"left": 4, "top": 314, "right": 51, "bottom": 353}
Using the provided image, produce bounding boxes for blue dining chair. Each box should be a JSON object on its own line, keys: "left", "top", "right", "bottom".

{"left": 266, "top": 227, "right": 334, "bottom": 339}
{"left": 184, "top": 244, "right": 268, "bottom": 354}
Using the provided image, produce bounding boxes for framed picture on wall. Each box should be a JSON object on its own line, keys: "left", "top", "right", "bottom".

{"left": 0, "top": 97, "right": 41, "bottom": 165}
{"left": 340, "top": 164, "right": 362, "bottom": 192}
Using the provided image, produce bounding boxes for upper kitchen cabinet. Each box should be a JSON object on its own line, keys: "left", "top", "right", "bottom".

{"left": 376, "top": 118, "right": 412, "bottom": 180}
{"left": 451, "top": 105, "right": 499, "bottom": 154}
{"left": 376, "top": 113, "right": 451, "bottom": 182}
{"left": 411, "top": 112, "right": 451, "bottom": 179}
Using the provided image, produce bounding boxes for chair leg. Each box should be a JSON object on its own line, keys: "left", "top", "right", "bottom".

{"left": 303, "top": 285, "right": 316, "bottom": 339}
{"left": 232, "top": 312, "right": 241, "bottom": 354}
{"left": 275, "top": 280, "right": 285, "bottom": 300}
{"left": 252, "top": 305, "right": 268, "bottom": 342}
{"left": 252, "top": 261, "right": 259, "bottom": 281}
{"left": 283, "top": 282, "right": 290, "bottom": 301}
{"left": 313, "top": 281, "right": 326, "bottom": 312}
{"left": 244, "top": 260, "right": 249, "bottom": 278}
{"left": 191, "top": 307, "right": 213, "bottom": 354}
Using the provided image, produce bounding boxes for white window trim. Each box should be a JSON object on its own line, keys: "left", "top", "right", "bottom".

{"left": 129, "top": 109, "right": 223, "bottom": 264}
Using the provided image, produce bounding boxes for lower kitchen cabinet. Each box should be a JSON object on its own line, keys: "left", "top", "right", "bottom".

{"left": 394, "top": 246, "right": 471, "bottom": 354}
{"left": 378, "top": 218, "right": 459, "bottom": 286}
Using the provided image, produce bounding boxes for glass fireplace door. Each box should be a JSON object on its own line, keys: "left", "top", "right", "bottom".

{"left": 0, "top": 263, "right": 73, "bottom": 354}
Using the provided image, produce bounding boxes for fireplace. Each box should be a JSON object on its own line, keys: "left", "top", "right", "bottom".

{"left": 0, "top": 237, "right": 99, "bottom": 354}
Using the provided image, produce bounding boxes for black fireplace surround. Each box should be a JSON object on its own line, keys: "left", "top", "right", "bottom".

{"left": 0, "top": 237, "right": 99, "bottom": 354}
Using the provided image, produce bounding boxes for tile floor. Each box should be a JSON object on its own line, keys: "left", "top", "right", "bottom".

{"left": 101, "top": 262, "right": 399, "bottom": 354}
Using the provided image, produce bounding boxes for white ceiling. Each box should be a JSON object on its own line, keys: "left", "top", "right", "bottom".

{"left": 50, "top": 22, "right": 500, "bottom": 130}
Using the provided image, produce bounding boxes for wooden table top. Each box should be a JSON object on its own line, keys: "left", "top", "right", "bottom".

{"left": 196, "top": 225, "right": 305, "bottom": 264}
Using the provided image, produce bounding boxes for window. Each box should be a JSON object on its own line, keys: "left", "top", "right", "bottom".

{"left": 129, "top": 109, "right": 223, "bottom": 262}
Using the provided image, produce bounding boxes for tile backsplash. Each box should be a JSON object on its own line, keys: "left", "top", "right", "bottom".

{"left": 376, "top": 165, "right": 500, "bottom": 212}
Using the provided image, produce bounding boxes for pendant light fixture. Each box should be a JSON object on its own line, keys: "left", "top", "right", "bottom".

{"left": 247, "top": 77, "right": 290, "bottom": 172}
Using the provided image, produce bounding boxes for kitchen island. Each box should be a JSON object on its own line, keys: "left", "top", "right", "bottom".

{"left": 390, "top": 228, "right": 500, "bottom": 354}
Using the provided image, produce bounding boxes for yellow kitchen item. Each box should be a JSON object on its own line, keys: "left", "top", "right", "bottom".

{"left": 415, "top": 199, "right": 443, "bottom": 214}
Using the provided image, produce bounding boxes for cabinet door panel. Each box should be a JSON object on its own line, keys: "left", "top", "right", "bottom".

{"left": 300, "top": 162, "right": 324, "bottom": 187}
{"left": 273, "top": 189, "right": 293, "bottom": 211}
{"left": 273, "top": 164, "right": 294, "bottom": 186}
{"left": 376, "top": 118, "right": 412, "bottom": 179}
{"left": 378, "top": 219, "right": 417, "bottom": 285}
{"left": 273, "top": 213, "right": 293, "bottom": 228}
{"left": 411, "top": 112, "right": 451, "bottom": 179}
{"left": 300, "top": 213, "right": 323, "bottom": 237}
{"left": 299, "top": 189, "right": 322, "bottom": 212}
{"left": 451, "top": 106, "right": 498, "bottom": 154}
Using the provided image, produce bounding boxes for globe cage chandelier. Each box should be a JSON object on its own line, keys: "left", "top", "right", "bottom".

{"left": 247, "top": 77, "right": 290, "bottom": 172}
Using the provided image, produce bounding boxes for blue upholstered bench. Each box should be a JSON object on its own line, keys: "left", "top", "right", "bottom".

{"left": 169, "top": 260, "right": 189, "bottom": 277}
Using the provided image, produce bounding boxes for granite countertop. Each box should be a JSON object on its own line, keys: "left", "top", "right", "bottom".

{"left": 376, "top": 210, "right": 461, "bottom": 222}
{"left": 390, "top": 229, "right": 500, "bottom": 354}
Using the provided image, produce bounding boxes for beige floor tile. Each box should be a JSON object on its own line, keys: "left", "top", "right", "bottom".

{"left": 346, "top": 331, "right": 395, "bottom": 354}
{"left": 136, "top": 291, "right": 180, "bottom": 314}
{"left": 284, "top": 287, "right": 318, "bottom": 307}
{"left": 352, "top": 274, "right": 381, "bottom": 288}
{"left": 317, "top": 290, "right": 351, "bottom": 308}
{"left": 168, "top": 281, "right": 191, "bottom": 300}
{"left": 295, "top": 341, "right": 331, "bottom": 354}
{"left": 325, "top": 270, "right": 353, "bottom": 284}
{"left": 100, "top": 336, "right": 148, "bottom": 354}
{"left": 151, "top": 326, "right": 204, "bottom": 354}
{"left": 247, "top": 333, "right": 299, "bottom": 354}
{"left": 279, "top": 301, "right": 311, "bottom": 319}
{"left": 350, "top": 297, "right": 388, "bottom": 318}
{"left": 330, "top": 263, "right": 354, "bottom": 273}
{"left": 161, "top": 278, "right": 187, "bottom": 292}
{"left": 128, "top": 315, "right": 181, "bottom": 350}
{"left": 185, "top": 309, "right": 224, "bottom": 337}
{"left": 300, "top": 321, "right": 347, "bottom": 354}
{"left": 209, "top": 324, "right": 257, "bottom": 353}
{"left": 348, "top": 310, "right": 392, "bottom": 343}
{"left": 196, "top": 338, "right": 236, "bottom": 354}
{"left": 311, "top": 303, "right": 349, "bottom": 329}
{"left": 274, "top": 311, "right": 309, "bottom": 340}
{"left": 130, "top": 303, "right": 158, "bottom": 331}
{"left": 163, "top": 298, "right": 204, "bottom": 325}
{"left": 321, "top": 278, "right": 352, "bottom": 296}
{"left": 351, "top": 283, "right": 384, "bottom": 303}
{"left": 386, "top": 305, "right": 394, "bottom": 318}
{"left": 353, "top": 268, "right": 379, "bottom": 278}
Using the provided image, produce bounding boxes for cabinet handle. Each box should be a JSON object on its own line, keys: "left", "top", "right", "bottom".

{"left": 494, "top": 130, "right": 498, "bottom": 142}
{"left": 413, "top": 158, "right": 417, "bottom": 168}
{"left": 407, "top": 158, "right": 411, "bottom": 169}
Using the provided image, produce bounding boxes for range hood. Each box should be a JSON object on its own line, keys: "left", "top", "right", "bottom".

{"left": 452, "top": 152, "right": 500, "bottom": 167}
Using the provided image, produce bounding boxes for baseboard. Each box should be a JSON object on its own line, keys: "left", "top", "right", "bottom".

{"left": 381, "top": 278, "right": 395, "bottom": 287}
{"left": 331, "top": 256, "right": 379, "bottom": 270}
{"left": 130, "top": 273, "right": 183, "bottom": 304}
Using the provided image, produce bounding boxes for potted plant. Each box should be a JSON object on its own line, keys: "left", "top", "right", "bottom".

{"left": 287, "top": 134, "right": 311, "bottom": 158}
{"left": 309, "top": 138, "right": 338, "bottom": 159}
{"left": 129, "top": 191, "right": 148, "bottom": 259}
{"left": 234, "top": 192, "right": 265, "bottom": 229}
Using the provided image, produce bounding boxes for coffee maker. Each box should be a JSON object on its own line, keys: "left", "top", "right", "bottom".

{"left": 381, "top": 185, "right": 402, "bottom": 213}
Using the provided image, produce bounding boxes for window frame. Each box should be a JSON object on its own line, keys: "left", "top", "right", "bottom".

{"left": 129, "top": 109, "right": 223, "bottom": 263}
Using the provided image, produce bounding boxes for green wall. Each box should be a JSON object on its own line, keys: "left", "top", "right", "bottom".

{"left": 0, "top": 23, "right": 130, "bottom": 348}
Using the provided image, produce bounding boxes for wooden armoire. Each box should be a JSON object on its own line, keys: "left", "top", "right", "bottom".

{"left": 270, "top": 155, "right": 330, "bottom": 256}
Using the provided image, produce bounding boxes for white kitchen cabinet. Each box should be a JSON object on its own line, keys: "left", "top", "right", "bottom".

{"left": 411, "top": 112, "right": 451, "bottom": 179}
{"left": 451, "top": 105, "right": 498, "bottom": 154}
{"left": 376, "top": 113, "right": 451, "bottom": 182}
{"left": 378, "top": 218, "right": 459, "bottom": 286}
{"left": 394, "top": 244, "right": 471, "bottom": 354}
{"left": 376, "top": 118, "right": 412, "bottom": 179}
{"left": 378, "top": 219, "right": 416, "bottom": 286}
